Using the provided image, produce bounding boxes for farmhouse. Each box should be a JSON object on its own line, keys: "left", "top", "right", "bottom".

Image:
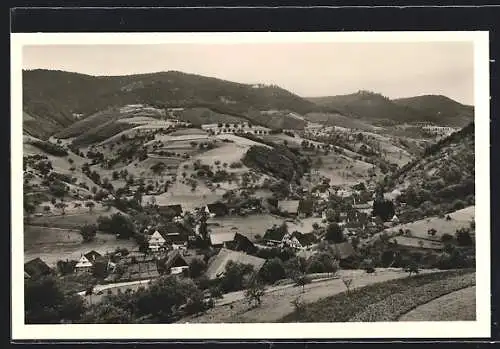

{"left": 225, "top": 232, "right": 257, "bottom": 254}
{"left": 75, "top": 250, "right": 102, "bottom": 274}
{"left": 280, "top": 232, "right": 303, "bottom": 249}
{"left": 24, "top": 257, "right": 52, "bottom": 278}
{"left": 205, "top": 248, "right": 266, "bottom": 280}
{"left": 148, "top": 230, "right": 166, "bottom": 252}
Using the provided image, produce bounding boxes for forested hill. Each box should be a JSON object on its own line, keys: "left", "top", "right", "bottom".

{"left": 308, "top": 91, "right": 474, "bottom": 127}
{"left": 23, "top": 69, "right": 318, "bottom": 138}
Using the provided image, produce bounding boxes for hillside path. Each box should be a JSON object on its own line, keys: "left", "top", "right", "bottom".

{"left": 180, "top": 268, "right": 441, "bottom": 323}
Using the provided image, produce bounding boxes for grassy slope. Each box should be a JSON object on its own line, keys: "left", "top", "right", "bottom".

{"left": 280, "top": 269, "right": 474, "bottom": 322}
{"left": 399, "top": 286, "right": 476, "bottom": 321}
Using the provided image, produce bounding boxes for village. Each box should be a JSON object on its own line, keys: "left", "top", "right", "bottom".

{"left": 24, "top": 174, "right": 412, "bottom": 306}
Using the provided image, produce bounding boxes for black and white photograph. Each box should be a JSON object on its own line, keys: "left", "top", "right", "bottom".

{"left": 11, "top": 32, "right": 490, "bottom": 339}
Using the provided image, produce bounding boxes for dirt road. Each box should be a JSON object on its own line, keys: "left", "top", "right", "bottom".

{"left": 180, "top": 268, "right": 441, "bottom": 323}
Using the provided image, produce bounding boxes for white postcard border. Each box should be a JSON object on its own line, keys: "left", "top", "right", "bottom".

{"left": 11, "top": 31, "right": 490, "bottom": 340}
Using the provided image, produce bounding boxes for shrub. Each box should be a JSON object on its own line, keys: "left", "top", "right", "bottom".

{"left": 30, "top": 140, "right": 68, "bottom": 156}
{"left": 80, "top": 224, "right": 97, "bottom": 242}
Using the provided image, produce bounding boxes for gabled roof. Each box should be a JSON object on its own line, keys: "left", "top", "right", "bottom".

{"left": 75, "top": 255, "right": 93, "bottom": 268}
{"left": 24, "top": 257, "right": 52, "bottom": 277}
{"left": 163, "top": 249, "right": 189, "bottom": 271}
{"left": 210, "top": 232, "right": 236, "bottom": 246}
{"left": 84, "top": 250, "right": 102, "bottom": 263}
{"left": 205, "top": 248, "right": 266, "bottom": 280}
{"left": 149, "top": 230, "right": 166, "bottom": 242}
{"left": 278, "top": 200, "right": 300, "bottom": 214}
{"left": 291, "top": 231, "right": 317, "bottom": 246}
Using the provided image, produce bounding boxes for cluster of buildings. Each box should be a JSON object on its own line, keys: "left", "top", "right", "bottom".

{"left": 201, "top": 123, "right": 271, "bottom": 135}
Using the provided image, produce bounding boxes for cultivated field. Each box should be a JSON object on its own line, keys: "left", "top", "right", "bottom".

{"left": 385, "top": 206, "right": 475, "bottom": 241}
{"left": 208, "top": 214, "right": 285, "bottom": 241}
{"left": 24, "top": 226, "right": 138, "bottom": 267}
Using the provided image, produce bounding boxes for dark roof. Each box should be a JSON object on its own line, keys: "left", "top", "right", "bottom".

{"left": 24, "top": 257, "right": 52, "bottom": 277}
{"left": 291, "top": 231, "right": 317, "bottom": 246}
{"left": 158, "top": 222, "right": 192, "bottom": 242}
{"left": 163, "top": 250, "right": 189, "bottom": 270}
{"left": 207, "top": 202, "right": 229, "bottom": 216}
{"left": 227, "top": 233, "right": 257, "bottom": 254}
{"left": 159, "top": 204, "right": 183, "bottom": 216}
{"left": 84, "top": 250, "right": 102, "bottom": 263}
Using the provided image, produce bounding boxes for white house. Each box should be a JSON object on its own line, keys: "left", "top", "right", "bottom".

{"left": 148, "top": 230, "right": 166, "bottom": 252}
{"left": 280, "top": 233, "right": 303, "bottom": 250}
{"left": 75, "top": 255, "right": 93, "bottom": 274}
{"left": 391, "top": 214, "right": 400, "bottom": 224}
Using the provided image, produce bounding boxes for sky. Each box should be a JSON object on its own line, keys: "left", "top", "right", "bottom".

{"left": 23, "top": 42, "right": 474, "bottom": 105}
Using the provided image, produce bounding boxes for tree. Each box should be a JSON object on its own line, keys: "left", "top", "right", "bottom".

{"left": 80, "top": 224, "right": 97, "bottom": 242}
{"left": 341, "top": 276, "right": 353, "bottom": 294}
{"left": 244, "top": 273, "right": 266, "bottom": 308}
{"left": 220, "top": 261, "right": 254, "bottom": 293}
{"left": 441, "top": 233, "right": 454, "bottom": 243}
{"left": 25, "top": 275, "right": 85, "bottom": 324}
{"left": 325, "top": 223, "right": 345, "bottom": 243}
{"left": 92, "top": 260, "right": 108, "bottom": 279}
{"left": 24, "top": 199, "right": 36, "bottom": 223}
{"left": 405, "top": 261, "right": 420, "bottom": 276}
{"left": 85, "top": 201, "right": 95, "bottom": 212}
{"left": 54, "top": 201, "right": 67, "bottom": 215}
{"left": 372, "top": 198, "right": 395, "bottom": 222}
{"left": 456, "top": 228, "right": 473, "bottom": 246}
{"left": 291, "top": 296, "right": 307, "bottom": 320}
{"left": 189, "top": 258, "right": 207, "bottom": 278}
{"left": 295, "top": 273, "right": 311, "bottom": 293}
{"left": 259, "top": 257, "right": 286, "bottom": 284}
{"left": 80, "top": 303, "right": 133, "bottom": 324}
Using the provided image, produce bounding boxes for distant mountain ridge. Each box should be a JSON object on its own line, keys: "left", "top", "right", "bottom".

{"left": 23, "top": 69, "right": 317, "bottom": 138}
{"left": 308, "top": 90, "right": 474, "bottom": 127}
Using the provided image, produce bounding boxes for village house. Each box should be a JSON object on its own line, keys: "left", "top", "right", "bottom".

{"left": 24, "top": 257, "right": 52, "bottom": 278}
{"left": 75, "top": 250, "right": 102, "bottom": 274}
{"left": 148, "top": 230, "right": 166, "bottom": 252}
